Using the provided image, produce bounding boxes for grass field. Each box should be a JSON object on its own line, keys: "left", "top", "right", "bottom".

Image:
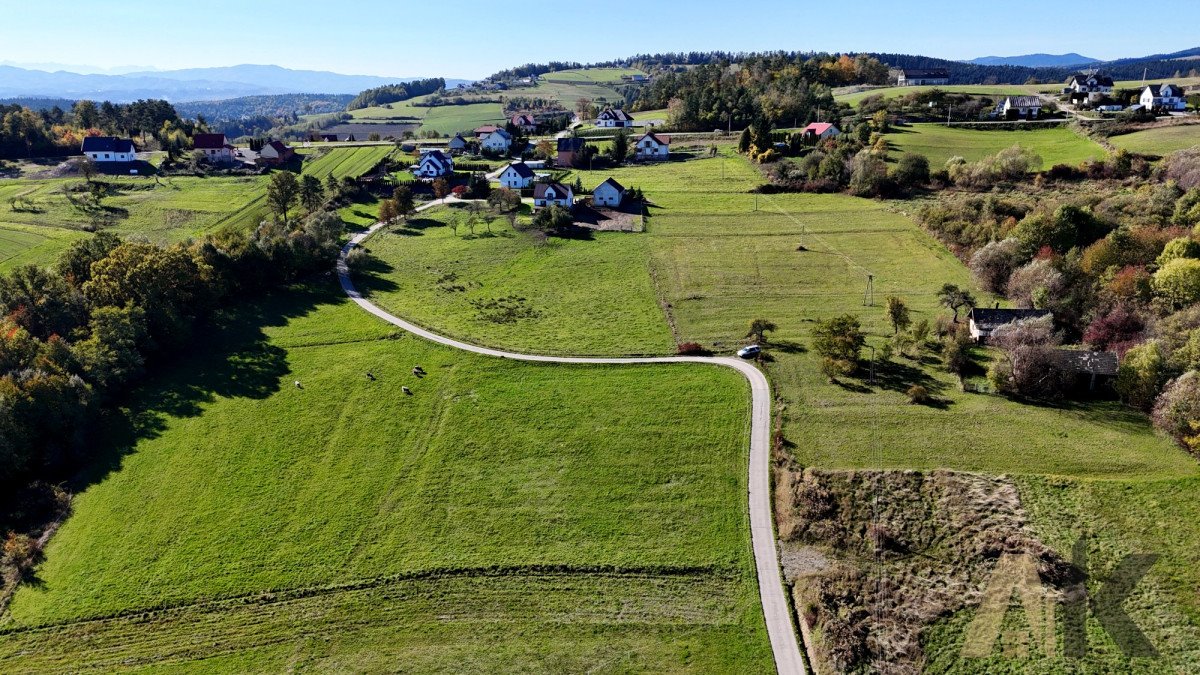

{"left": 542, "top": 68, "right": 646, "bottom": 84}
{"left": 0, "top": 175, "right": 269, "bottom": 271}
{"left": 887, "top": 124, "right": 1107, "bottom": 166}
{"left": 835, "top": 84, "right": 1043, "bottom": 107}
{"left": 420, "top": 102, "right": 507, "bottom": 135}
{"left": 300, "top": 145, "right": 395, "bottom": 180}
{"left": 0, "top": 281, "right": 771, "bottom": 671}
{"left": 1108, "top": 123, "right": 1200, "bottom": 155}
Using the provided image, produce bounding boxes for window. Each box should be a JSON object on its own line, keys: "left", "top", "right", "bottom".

{"left": 104, "top": 153, "right": 110, "bottom": 159}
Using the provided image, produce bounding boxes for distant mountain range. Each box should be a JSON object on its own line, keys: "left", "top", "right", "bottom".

{"left": 0, "top": 64, "right": 471, "bottom": 102}
{"left": 968, "top": 53, "right": 1100, "bottom": 68}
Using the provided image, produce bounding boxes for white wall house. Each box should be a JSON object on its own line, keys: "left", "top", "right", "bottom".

{"left": 802, "top": 123, "right": 840, "bottom": 141}
{"left": 499, "top": 162, "right": 534, "bottom": 189}
{"left": 481, "top": 129, "right": 512, "bottom": 153}
{"left": 533, "top": 182, "right": 574, "bottom": 208}
{"left": 897, "top": 69, "right": 949, "bottom": 86}
{"left": 81, "top": 136, "right": 135, "bottom": 162}
{"left": 596, "top": 107, "right": 634, "bottom": 128}
{"left": 1140, "top": 83, "right": 1187, "bottom": 111}
{"left": 635, "top": 131, "right": 671, "bottom": 160}
{"left": 1001, "top": 96, "right": 1043, "bottom": 119}
{"left": 1065, "top": 73, "right": 1114, "bottom": 103}
{"left": 592, "top": 177, "right": 626, "bottom": 207}
{"left": 193, "top": 133, "right": 234, "bottom": 163}
{"left": 414, "top": 150, "right": 454, "bottom": 178}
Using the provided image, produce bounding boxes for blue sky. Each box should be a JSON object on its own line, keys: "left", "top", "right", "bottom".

{"left": 2, "top": 0, "right": 1198, "bottom": 79}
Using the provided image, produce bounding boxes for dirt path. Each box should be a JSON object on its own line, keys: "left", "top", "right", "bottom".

{"left": 338, "top": 199, "right": 806, "bottom": 674}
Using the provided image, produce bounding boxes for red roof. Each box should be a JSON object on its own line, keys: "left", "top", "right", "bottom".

{"left": 474, "top": 125, "right": 500, "bottom": 135}
{"left": 803, "top": 123, "right": 834, "bottom": 135}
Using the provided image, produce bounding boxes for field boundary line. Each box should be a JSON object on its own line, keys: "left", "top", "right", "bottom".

{"left": 337, "top": 197, "right": 807, "bottom": 675}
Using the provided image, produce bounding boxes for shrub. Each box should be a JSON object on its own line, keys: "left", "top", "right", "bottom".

{"left": 1151, "top": 371, "right": 1200, "bottom": 452}
{"left": 969, "top": 238, "right": 1024, "bottom": 294}
{"left": 1006, "top": 258, "right": 1065, "bottom": 308}
{"left": 1083, "top": 304, "right": 1147, "bottom": 354}
{"left": 344, "top": 247, "right": 371, "bottom": 271}
{"left": 1116, "top": 339, "right": 1169, "bottom": 410}
{"left": 676, "top": 342, "right": 711, "bottom": 356}
{"left": 1156, "top": 236, "right": 1200, "bottom": 266}
{"left": 906, "top": 384, "right": 930, "bottom": 404}
{"left": 813, "top": 315, "right": 866, "bottom": 367}
{"left": 1153, "top": 257, "right": 1200, "bottom": 308}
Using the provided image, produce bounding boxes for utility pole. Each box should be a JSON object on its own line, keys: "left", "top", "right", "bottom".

{"left": 947, "top": 106, "right": 952, "bottom": 126}
{"left": 863, "top": 273, "right": 875, "bottom": 306}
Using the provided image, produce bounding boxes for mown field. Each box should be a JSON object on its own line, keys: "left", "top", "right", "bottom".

{"left": 0, "top": 281, "right": 771, "bottom": 671}
{"left": 300, "top": 145, "right": 395, "bottom": 179}
{"left": 887, "top": 124, "right": 1107, "bottom": 166}
{"left": 0, "top": 175, "right": 269, "bottom": 271}
{"left": 1108, "top": 123, "right": 1200, "bottom": 155}
{"left": 835, "top": 84, "right": 1043, "bottom": 107}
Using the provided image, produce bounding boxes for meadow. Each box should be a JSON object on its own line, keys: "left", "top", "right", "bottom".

{"left": 542, "top": 68, "right": 646, "bottom": 84}
{"left": 300, "top": 145, "right": 395, "bottom": 179}
{"left": 1108, "top": 123, "right": 1200, "bottom": 155}
{"left": 0, "top": 281, "right": 771, "bottom": 671}
{"left": 886, "top": 124, "right": 1106, "bottom": 166}
{"left": 835, "top": 84, "right": 1043, "bottom": 107}
{"left": 0, "top": 175, "right": 269, "bottom": 270}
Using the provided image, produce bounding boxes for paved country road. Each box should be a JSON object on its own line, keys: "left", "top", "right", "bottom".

{"left": 337, "top": 200, "right": 806, "bottom": 675}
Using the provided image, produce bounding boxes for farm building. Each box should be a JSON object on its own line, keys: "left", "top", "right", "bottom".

{"left": 1001, "top": 96, "right": 1043, "bottom": 119}
{"left": 533, "top": 182, "right": 574, "bottom": 209}
{"left": 499, "top": 161, "right": 535, "bottom": 189}
{"left": 557, "top": 137, "right": 586, "bottom": 167}
{"left": 968, "top": 308, "right": 1052, "bottom": 342}
{"left": 897, "top": 69, "right": 949, "bottom": 86}
{"left": 1140, "top": 83, "right": 1187, "bottom": 111}
{"left": 596, "top": 107, "right": 635, "bottom": 128}
{"left": 510, "top": 114, "right": 537, "bottom": 132}
{"left": 414, "top": 149, "right": 454, "bottom": 178}
{"left": 81, "top": 136, "right": 136, "bottom": 163}
{"left": 635, "top": 131, "right": 671, "bottom": 160}
{"left": 1053, "top": 349, "right": 1119, "bottom": 391}
{"left": 1065, "top": 72, "right": 1114, "bottom": 103}
{"left": 258, "top": 140, "right": 295, "bottom": 164}
{"left": 803, "top": 123, "right": 840, "bottom": 142}
{"left": 193, "top": 133, "right": 235, "bottom": 163}
{"left": 481, "top": 128, "right": 513, "bottom": 153}
{"left": 592, "top": 177, "right": 626, "bottom": 207}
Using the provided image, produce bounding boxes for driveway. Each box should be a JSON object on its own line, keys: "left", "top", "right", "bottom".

{"left": 337, "top": 199, "right": 806, "bottom": 675}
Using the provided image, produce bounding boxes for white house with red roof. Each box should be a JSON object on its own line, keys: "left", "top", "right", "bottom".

{"left": 533, "top": 182, "right": 574, "bottom": 209}
{"left": 802, "top": 123, "right": 840, "bottom": 142}
{"left": 635, "top": 131, "right": 671, "bottom": 160}
{"left": 510, "top": 114, "right": 537, "bottom": 133}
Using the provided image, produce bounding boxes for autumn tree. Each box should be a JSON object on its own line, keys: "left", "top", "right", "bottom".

{"left": 746, "top": 318, "right": 777, "bottom": 343}
{"left": 432, "top": 178, "right": 450, "bottom": 199}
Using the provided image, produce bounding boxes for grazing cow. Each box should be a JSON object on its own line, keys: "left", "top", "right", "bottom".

{"left": 402, "top": 386, "right": 412, "bottom": 395}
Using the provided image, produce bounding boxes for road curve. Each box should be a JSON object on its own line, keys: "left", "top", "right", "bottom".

{"left": 337, "top": 206, "right": 806, "bottom": 675}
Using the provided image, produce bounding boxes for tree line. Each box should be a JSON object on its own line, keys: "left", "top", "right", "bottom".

{"left": 0, "top": 98, "right": 203, "bottom": 160}
{"left": 346, "top": 78, "right": 445, "bottom": 110}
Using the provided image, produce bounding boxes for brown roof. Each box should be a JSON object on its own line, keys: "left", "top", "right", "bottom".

{"left": 193, "top": 133, "right": 227, "bottom": 149}
{"left": 533, "top": 182, "right": 571, "bottom": 200}
{"left": 639, "top": 131, "right": 671, "bottom": 144}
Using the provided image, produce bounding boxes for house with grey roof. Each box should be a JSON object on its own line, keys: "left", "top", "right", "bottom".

{"left": 968, "top": 308, "right": 1052, "bottom": 342}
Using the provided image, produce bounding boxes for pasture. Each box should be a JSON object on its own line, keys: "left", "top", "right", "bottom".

{"left": 886, "top": 124, "right": 1106, "bottom": 166}
{"left": 835, "top": 84, "right": 1043, "bottom": 107}
{"left": 542, "top": 68, "right": 646, "bottom": 84}
{"left": 1108, "top": 123, "right": 1200, "bottom": 155}
{"left": 0, "top": 281, "right": 771, "bottom": 671}
{"left": 0, "top": 175, "right": 269, "bottom": 270}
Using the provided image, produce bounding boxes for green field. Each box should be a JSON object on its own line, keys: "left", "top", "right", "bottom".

{"left": 835, "top": 84, "right": 1043, "bottom": 107}
{"left": 1108, "top": 124, "right": 1200, "bottom": 155}
{"left": 887, "top": 124, "right": 1107, "bottom": 166}
{"left": 300, "top": 145, "right": 395, "bottom": 179}
{"left": 0, "top": 175, "right": 269, "bottom": 271}
{"left": 0, "top": 281, "right": 771, "bottom": 671}
{"left": 420, "top": 102, "right": 507, "bottom": 135}
{"left": 542, "top": 68, "right": 646, "bottom": 84}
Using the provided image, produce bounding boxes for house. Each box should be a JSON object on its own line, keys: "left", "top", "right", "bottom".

{"left": 473, "top": 125, "right": 500, "bottom": 139}
{"left": 968, "top": 308, "right": 1052, "bottom": 342}
{"left": 802, "top": 122, "right": 841, "bottom": 141}
{"left": 258, "top": 140, "right": 295, "bottom": 164}
{"left": 81, "top": 136, "right": 135, "bottom": 163}
{"left": 1065, "top": 72, "right": 1114, "bottom": 103}
{"left": 1140, "top": 83, "right": 1187, "bottom": 111}
{"left": 481, "top": 128, "right": 513, "bottom": 153}
{"left": 533, "top": 182, "right": 574, "bottom": 209}
{"left": 1053, "top": 349, "right": 1119, "bottom": 391}
{"left": 413, "top": 149, "right": 453, "bottom": 178}
{"left": 557, "top": 137, "right": 586, "bottom": 167}
{"left": 448, "top": 134, "right": 469, "bottom": 153}
{"left": 897, "top": 69, "right": 949, "bottom": 86}
{"left": 592, "top": 177, "right": 626, "bottom": 207}
{"left": 499, "top": 161, "right": 535, "bottom": 189}
{"left": 596, "top": 107, "right": 635, "bottom": 128}
{"left": 193, "top": 133, "right": 234, "bottom": 163}
{"left": 1001, "top": 96, "right": 1043, "bottom": 120}
{"left": 635, "top": 131, "right": 671, "bottom": 160}
{"left": 510, "top": 114, "right": 537, "bottom": 133}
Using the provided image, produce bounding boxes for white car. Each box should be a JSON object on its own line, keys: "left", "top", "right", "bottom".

{"left": 737, "top": 345, "right": 761, "bottom": 358}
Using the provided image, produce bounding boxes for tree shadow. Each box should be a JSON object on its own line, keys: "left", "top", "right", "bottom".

{"left": 872, "top": 358, "right": 948, "bottom": 397}
{"left": 768, "top": 339, "right": 807, "bottom": 354}
{"left": 69, "top": 281, "right": 349, "bottom": 493}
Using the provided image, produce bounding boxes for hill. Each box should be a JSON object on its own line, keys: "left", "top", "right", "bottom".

{"left": 0, "top": 64, "right": 468, "bottom": 103}
{"left": 969, "top": 53, "right": 1099, "bottom": 67}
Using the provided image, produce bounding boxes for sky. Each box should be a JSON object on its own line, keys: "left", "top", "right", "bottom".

{"left": 2, "top": 0, "right": 1199, "bottom": 79}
